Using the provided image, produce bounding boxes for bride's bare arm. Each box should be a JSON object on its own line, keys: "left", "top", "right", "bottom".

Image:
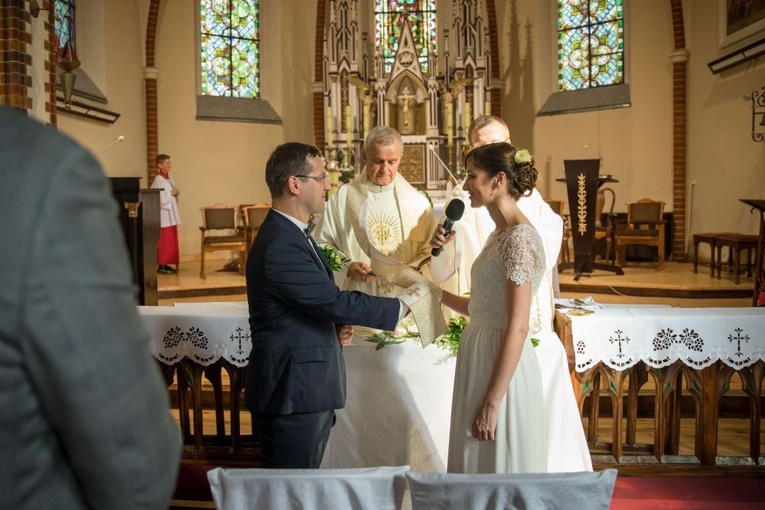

{"left": 471, "top": 279, "right": 532, "bottom": 441}
{"left": 440, "top": 289, "right": 470, "bottom": 316}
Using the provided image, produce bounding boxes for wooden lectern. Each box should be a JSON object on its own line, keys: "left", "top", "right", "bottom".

{"left": 740, "top": 199, "right": 765, "bottom": 306}
{"left": 110, "top": 178, "right": 160, "bottom": 305}
{"left": 558, "top": 159, "right": 624, "bottom": 280}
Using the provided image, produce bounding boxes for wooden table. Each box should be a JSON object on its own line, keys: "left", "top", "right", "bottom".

{"left": 740, "top": 199, "right": 765, "bottom": 306}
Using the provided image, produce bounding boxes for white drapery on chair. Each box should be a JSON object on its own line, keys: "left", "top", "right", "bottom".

{"left": 207, "top": 465, "right": 409, "bottom": 510}
{"left": 405, "top": 469, "right": 618, "bottom": 510}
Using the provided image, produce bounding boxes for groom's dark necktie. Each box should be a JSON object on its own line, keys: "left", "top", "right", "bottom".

{"left": 303, "top": 222, "right": 328, "bottom": 274}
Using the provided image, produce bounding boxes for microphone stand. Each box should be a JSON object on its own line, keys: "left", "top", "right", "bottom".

{"left": 94, "top": 136, "right": 125, "bottom": 155}
{"left": 428, "top": 147, "right": 459, "bottom": 182}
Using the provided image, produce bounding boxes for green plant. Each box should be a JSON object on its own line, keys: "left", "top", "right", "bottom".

{"left": 434, "top": 315, "right": 467, "bottom": 357}
{"left": 365, "top": 315, "right": 419, "bottom": 350}
{"left": 339, "top": 169, "right": 356, "bottom": 184}
{"left": 319, "top": 244, "right": 350, "bottom": 272}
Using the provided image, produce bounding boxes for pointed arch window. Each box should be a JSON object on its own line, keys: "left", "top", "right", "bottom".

{"left": 53, "top": 0, "right": 76, "bottom": 56}
{"left": 374, "top": 0, "right": 437, "bottom": 74}
{"left": 200, "top": 0, "right": 260, "bottom": 98}
{"left": 558, "top": 0, "right": 624, "bottom": 91}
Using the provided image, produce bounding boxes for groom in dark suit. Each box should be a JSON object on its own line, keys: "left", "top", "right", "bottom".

{"left": 245, "top": 142, "right": 404, "bottom": 468}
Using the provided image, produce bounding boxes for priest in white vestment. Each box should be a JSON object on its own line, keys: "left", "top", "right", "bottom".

{"left": 313, "top": 126, "right": 438, "bottom": 299}
{"left": 430, "top": 116, "right": 592, "bottom": 472}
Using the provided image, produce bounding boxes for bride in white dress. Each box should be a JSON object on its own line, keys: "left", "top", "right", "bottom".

{"left": 435, "top": 142, "right": 552, "bottom": 473}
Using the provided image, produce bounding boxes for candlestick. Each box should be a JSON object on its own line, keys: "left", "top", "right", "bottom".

{"left": 464, "top": 103, "right": 472, "bottom": 136}
{"left": 326, "top": 106, "right": 333, "bottom": 148}
{"left": 484, "top": 99, "right": 491, "bottom": 115}
{"left": 363, "top": 102, "right": 370, "bottom": 141}
{"left": 446, "top": 102, "right": 453, "bottom": 147}
{"left": 345, "top": 105, "right": 352, "bottom": 149}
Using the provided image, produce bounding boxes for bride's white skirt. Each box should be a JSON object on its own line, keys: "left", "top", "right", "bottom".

{"left": 447, "top": 323, "right": 548, "bottom": 474}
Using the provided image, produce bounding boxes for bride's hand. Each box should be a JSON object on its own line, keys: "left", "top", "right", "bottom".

{"left": 472, "top": 403, "right": 498, "bottom": 441}
{"left": 430, "top": 225, "right": 456, "bottom": 250}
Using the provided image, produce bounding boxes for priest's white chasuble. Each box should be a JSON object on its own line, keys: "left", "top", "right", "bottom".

{"left": 313, "top": 172, "right": 437, "bottom": 298}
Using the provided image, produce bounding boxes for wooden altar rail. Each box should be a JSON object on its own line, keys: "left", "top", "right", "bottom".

{"left": 554, "top": 312, "right": 765, "bottom": 475}
{"left": 159, "top": 359, "right": 260, "bottom": 466}
{"left": 158, "top": 316, "right": 763, "bottom": 474}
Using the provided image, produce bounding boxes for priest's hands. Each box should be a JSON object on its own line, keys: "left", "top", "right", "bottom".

{"left": 430, "top": 224, "right": 456, "bottom": 251}
{"left": 348, "top": 261, "right": 377, "bottom": 282}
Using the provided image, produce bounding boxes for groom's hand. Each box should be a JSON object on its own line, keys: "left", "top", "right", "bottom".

{"left": 336, "top": 324, "right": 353, "bottom": 347}
{"left": 348, "top": 261, "right": 376, "bottom": 282}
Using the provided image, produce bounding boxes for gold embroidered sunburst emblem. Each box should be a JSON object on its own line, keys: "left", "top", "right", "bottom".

{"left": 367, "top": 212, "right": 402, "bottom": 254}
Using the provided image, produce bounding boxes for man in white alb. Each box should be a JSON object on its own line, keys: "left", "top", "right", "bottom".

{"left": 313, "top": 126, "right": 438, "bottom": 299}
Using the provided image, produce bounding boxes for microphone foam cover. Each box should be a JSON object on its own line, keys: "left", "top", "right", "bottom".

{"left": 444, "top": 199, "right": 465, "bottom": 222}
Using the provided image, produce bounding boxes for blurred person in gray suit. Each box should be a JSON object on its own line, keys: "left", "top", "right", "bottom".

{"left": 0, "top": 107, "right": 181, "bottom": 509}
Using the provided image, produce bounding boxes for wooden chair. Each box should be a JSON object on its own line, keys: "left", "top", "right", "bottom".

{"left": 242, "top": 204, "right": 270, "bottom": 249}
{"left": 614, "top": 199, "right": 666, "bottom": 270}
{"left": 199, "top": 204, "right": 248, "bottom": 278}
{"left": 543, "top": 198, "right": 571, "bottom": 263}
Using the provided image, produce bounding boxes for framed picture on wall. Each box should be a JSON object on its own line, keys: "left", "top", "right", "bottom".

{"left": 720, "top": 0, "right": 765, "bottom": 47}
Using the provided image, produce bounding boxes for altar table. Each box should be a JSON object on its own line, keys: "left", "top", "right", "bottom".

{"left": 570, "top": 307, "right": 765, "bottom": 372}
{"left": 138, "top": 304, "right": 456, "bottom": 471}
{"left": 565, "top": 307, "right": 765, "bottom": 468}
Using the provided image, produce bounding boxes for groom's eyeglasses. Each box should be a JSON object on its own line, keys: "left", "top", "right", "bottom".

{"left": 295, "top": 174, "right": 330, "bottom": 183}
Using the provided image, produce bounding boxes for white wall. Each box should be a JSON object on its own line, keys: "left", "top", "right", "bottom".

{"left": 153, "top": 0, "right": 317, "bottom": 256}
{"left": 686, "top": 0, "right": 765, "bottom": 239}
{"left": 507, "top": 0, "right": 764, "bottom": 258}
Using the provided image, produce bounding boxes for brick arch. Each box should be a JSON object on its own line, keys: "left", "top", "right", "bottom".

{"left": 313, "top": 0, "right": 329, "bottom": 148}
{"left": 312, "top": 0, "right": 501, "bottom": 146}
{"left": 145, "top": 0, "right": 161, "bottom": 183}
{"left": 669, "top": 0, "right": 687, "bottom": 260}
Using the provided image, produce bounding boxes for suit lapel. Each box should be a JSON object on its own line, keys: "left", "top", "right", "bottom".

{"left": 267, "top": 211, "right": 334, "bottom": 279}
{"left": 308, "top": 236, "right": 333, "bottom": 278}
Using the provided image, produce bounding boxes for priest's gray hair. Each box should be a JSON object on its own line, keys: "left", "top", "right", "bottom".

{"left": 364, "top": 125, "right": 402, "bottom": 153}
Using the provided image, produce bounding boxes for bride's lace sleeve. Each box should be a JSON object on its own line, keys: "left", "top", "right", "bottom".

{"left": 497, "top": 226, "right": 539, "bottom": 285}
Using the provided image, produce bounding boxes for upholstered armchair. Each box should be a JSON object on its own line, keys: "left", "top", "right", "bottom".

{"left": 199, "top": 205, "right": 248, "bottom": 278}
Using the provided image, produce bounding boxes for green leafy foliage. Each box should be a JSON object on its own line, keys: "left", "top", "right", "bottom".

{"left": 319, "top": 244, "right": 350, "bottom": 272}
{"left": 434, "top": 315, "right": 467, "bottom": 357}
{"left": 365, "top": 316, "right": 419, "bottom": 350}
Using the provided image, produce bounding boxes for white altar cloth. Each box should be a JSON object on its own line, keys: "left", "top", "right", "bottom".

{"left": 137, "top": 303, "right": 456, "bottom": 472}
{"left": 570, "top": 307, "right": 765, "bottom": 372}
{"left": 138, "top": 303, "right": 251, "bottom": 366}
{"left": 321, "top": 337, "right": 455, "bottom": 472}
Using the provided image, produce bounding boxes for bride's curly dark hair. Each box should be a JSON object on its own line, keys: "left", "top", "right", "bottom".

{"left": 464, "top": 142, "right": 537, "bottom": 200}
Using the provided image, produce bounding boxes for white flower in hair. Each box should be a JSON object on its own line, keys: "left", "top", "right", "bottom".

{"left": 514, "top": 148, "right": 532, "bottom": 165}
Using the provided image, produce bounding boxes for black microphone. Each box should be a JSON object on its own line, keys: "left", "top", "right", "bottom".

{"left": 431, "top": 199, "right": 465, "bottom": 257}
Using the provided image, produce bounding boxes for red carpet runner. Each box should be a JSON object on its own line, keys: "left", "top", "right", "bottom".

{"left": 611, "top": 477, "right": 765, "bottom": 509}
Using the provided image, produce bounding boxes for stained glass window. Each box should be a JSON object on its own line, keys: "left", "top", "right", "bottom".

{"left": 53, "top": 0, "right": 76, "bottom": 56}
{"left": 558, "top": 0, "right": 624, "bottom": 91}
{"left": 374, "top": 0, "right": 437, "bottom": 75}
{"left": 200, "top": 0, "right": 260, "bottom": 98}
